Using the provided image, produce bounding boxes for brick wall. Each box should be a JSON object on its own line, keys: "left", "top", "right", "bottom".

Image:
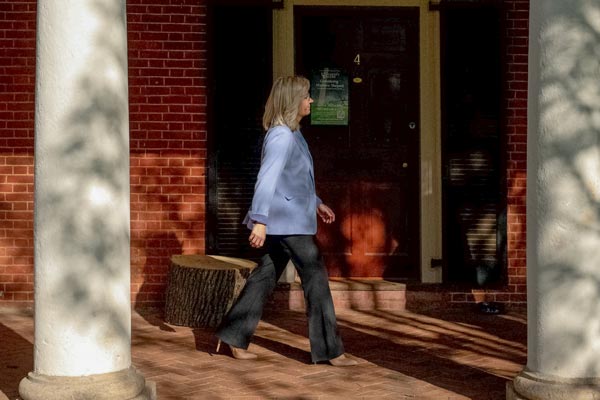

{"left": 0, "top": 0, "right": 36, "bottom": 306}
{"left": 503, "top": 0, "right": 528, "bottom": 305}
{"left": 0, "top": 0, "right": 527, "bottom": 308}
{"left": 127, "top": 0, "right": 208, "bottom": 306}
{"left": 0, "top": 0, "right": 208, "bottom": 307}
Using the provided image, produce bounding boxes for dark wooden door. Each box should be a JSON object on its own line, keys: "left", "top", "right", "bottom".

{"left": 296, "top": 7, "right": 420, "bottom": 279}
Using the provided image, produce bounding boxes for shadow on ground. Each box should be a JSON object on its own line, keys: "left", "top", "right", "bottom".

{"left": 182, "top": 306, "right": 526, "bottom": 399}
{"left": 257, "top": 307, "right": 526, "bottom": 399}
{"left": 0, "top": 316, "right": 33, "bottom": 400}
{"left": 0, "top": 307, "right": 526, "bottom": 399}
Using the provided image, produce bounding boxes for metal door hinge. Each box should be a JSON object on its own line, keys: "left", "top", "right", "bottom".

{"left": 430, "top": 258, "right": 443, "bottom": 268}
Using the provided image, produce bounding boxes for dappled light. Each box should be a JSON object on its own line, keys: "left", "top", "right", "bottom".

{"left": 161, "top": 307, "right": 525, "bottom": 398}
{"left": 33, "top": 0, "right": 132, "bottom": 375}
{"left": 0, "top": 306, "right": 527, "bottom": 399}
{"left": 339, "top": 210, "right": 401, "bottom": 277}
{"left": 126, "top": 0, "right": 207, "bottom": 307}
{"left": 130, "top": 154, "right": 204, "bottom": 306}
{"left": 530, "top": 0, "right": 600, "bottom": 377}
{"left": 318, "top": 201, "right": 413, "bottom": 278}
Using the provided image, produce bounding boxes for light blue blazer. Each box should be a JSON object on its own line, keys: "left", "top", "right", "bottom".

{"left": 243, "top": 125, "right": 322, "bottom": 235}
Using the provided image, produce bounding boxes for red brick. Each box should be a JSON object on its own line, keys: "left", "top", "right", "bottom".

{"left": 5, "top": 282, "right": 32, "bottom": 292}
{"left": 505, "top": 0, "right": 529, "bottom": 300}
{"left": 1, "top": 0, "right": 531, "bottom": 309}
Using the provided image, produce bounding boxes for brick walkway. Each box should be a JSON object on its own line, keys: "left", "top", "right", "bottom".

{"left": 0, "top": 306, "right": 526, "bottom": 400}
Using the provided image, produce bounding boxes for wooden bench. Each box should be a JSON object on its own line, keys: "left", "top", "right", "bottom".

{"left": 164, "top": 255, "right": 257, "bottom": 328}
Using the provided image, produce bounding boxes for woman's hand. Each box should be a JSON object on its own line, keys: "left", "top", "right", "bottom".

{"left": 249, "top": 223, "right": 267, "bottom": 248}
{"left": 317, "top": 203, "right": 335, "bottom": 224}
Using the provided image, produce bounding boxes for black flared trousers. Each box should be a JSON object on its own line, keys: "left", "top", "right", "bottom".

{"left": 216, "top": 235, "right": 344, "bottom": 363}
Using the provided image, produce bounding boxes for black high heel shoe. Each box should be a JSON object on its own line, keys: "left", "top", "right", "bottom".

{"left": 216, "top": 339, "right": 258, "bottom": 360}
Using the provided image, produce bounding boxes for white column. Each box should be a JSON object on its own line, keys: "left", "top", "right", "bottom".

{"left": 508, "top": 0, "right": 600, "bottom": 398}
{"left": 19, "top": 1, "right": 154, "bottom": 399}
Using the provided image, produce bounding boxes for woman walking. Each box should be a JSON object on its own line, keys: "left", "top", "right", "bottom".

{"left": 215, "top": 76, "right": 357, "bottom": 366}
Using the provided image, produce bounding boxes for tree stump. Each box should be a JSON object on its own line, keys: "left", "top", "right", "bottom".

{"left": 164, "top": 255, "right": 257, "bottom": 328}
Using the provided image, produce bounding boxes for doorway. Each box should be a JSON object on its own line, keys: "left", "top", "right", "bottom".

{"left": 295, "top": 7, "right": 421, "bottom": 279}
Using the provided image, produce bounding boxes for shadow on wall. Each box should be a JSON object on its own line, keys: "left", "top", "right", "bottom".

{"left": 133, "top": 231, "right": 182, "bottom": 332}
{"left": 129, "top": 152, "right": 205, "bottom": 310}
{"left": 314, "top": 188, "right": 409, "bottom": 280}
{"left": 535, "top": 0, "right": 600, "bottom": 376}
{"left": 0, "top": 153, "right": 34, "bottom": 304}
{"left": 40, "top": 0, "right": 132, "bottom": 349}
{"left": 0, "top": 318, "right": 33, "bottom": 399}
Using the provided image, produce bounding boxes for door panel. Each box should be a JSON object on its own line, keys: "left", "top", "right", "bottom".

{"left": 316, "top": 182, "right": 415, "bottom": 278}
{"left": 296, "top": 7, "right": 420, "bottom": 279}
{"left": 315, "top": 183, "right": 353, "bottom": 258}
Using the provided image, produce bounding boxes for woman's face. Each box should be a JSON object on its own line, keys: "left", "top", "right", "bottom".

{"left": 297, "top": 90, "right": 314, "bottom": 121}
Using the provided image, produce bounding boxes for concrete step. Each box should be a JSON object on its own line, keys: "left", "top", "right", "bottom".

{"left": 270, "top": 278, "right": 450, "bottom": 311}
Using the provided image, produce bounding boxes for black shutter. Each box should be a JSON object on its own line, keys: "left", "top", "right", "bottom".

{"left": 214, "top": 141, "right": 263, "bottom": 260}
{"left": 441, "top": 6, "right": 506, "bottom": 285}
{"left": 207, "top": 6, "right": 272, "bottom": 261}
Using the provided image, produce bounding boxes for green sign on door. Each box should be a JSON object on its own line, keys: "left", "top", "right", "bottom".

{"left": 311, "top": 68, "right": 349, "bottom": 126}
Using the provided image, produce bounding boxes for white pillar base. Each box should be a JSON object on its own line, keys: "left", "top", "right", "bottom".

{"left": 507, "top": 370, "right": 600, "bottom": 400}
{"left": 19, "top": 367, "right": 156, "bottom": 400}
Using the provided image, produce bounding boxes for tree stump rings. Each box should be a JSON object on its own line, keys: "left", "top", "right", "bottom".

{"left": 164, "top": 255, "right": 257, "bottom": 328}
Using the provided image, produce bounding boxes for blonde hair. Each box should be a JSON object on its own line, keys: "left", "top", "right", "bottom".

{"left": 262, "top": 76, "right": 310, "bottom": 131}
